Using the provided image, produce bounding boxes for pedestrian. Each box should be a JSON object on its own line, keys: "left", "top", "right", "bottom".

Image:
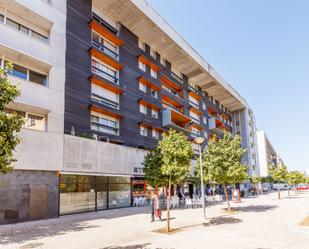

{"left": 150, "top": 192, "right": 161, "bottom": 222}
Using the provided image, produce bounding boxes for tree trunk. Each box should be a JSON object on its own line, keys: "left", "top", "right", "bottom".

{"left": 162, "top": 186, "right": 165, "bottom": 208}
{"left": 167, "top": 174, "right": 172, "bottom": 232}
{"left": 223, "top": 184, "right": 231, "bottom": 212}
{"left": 278, "top": 187, "right": 281, "bottom": 200}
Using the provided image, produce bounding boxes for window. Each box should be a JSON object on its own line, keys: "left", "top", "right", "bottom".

{"left": 202, "top": 103, "right": 206, "bottom": 110}
{"left": 91, "top": 84, "right": 119, "bottom": 109}
{"left": 29, "top": 70, "right": 47, "bottom": 85}
{"left": 203, "top": 116, "right": 207, "bottom": 124}
{"left": 139, "top": 82, "right": 147, "bottom": 93}
{"left": 151, "top": 89, "right": 158, "bottom": 98}
{"left": 190, "top": 111, "right": 200, "bottom": 123}
{"left": 140, "top": 126, "right": 147, "bottom": 136}
{"left": 92, "top": 58, "right": 118, "bottom": 84}
{"left": 92, "top": 31, "right": 118, "bottom": 59}
{"left": 138, "top": 40, "right": 145, "bottom": 51}
{"left": 189, "top": 95, "right": 199, "bottom": 108}
{"left": 151, "top": 109, "right": 158, "bottom": 119}
{"left": 138, "top": 61, "right": 146, "bottom": 72}
{"left": 150, "top": 48, "right": 156, "bottom": 59}
{"left": 152, "top": 129, "right": 159, "bottom": 139}
{"left": 160, "top": 57, "right": 166, "bottom": 66}
{"left": 5, "top": 108, "right": 46, "bottom": 131}
{"left": 150, "top": 69, "right": 157, "bottom": 79}
{"left": 9, "top": 63, "right": 27, "bottom": 80}
{"left": 91, "top": 112, "right": 119, "bottom": 135}
{"left": 139, "top": 104, "right": 147, "bottom": 114}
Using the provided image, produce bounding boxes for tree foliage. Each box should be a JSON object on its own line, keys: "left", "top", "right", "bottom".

{"left": 270, "top": 164, "right": 288, "bottom": 199}
{"left": 143, "top": 147, "right": 168, "bottom": 188}
{"left": 0, "top": 62, "right": 24, "bottom": 174}
{"left": 198, "top": 132, "right": 247, "bottom": 211}
{"left": 286, "top": 171, "right": 304, "bottom": 188}
{"left": 157, "top": 129, "right": 193, "bottom": 232}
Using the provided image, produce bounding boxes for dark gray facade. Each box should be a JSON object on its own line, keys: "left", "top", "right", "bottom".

{"left": 0, "top": 170, "right": 59, "bottom": 225}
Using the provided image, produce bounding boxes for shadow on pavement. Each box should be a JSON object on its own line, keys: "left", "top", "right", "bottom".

{"left": 223, "top": 205, "right": 278, "bottom": 213}
{"left": 101, "top": 243, "right": 155, "bottom": 249}
{"left": 204, "top": 217, "right": 242, "bottom": 226}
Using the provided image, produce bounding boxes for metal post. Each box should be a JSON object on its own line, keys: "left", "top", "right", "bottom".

{"left": 199, "top": 144, "right": 206, "bottom": 220}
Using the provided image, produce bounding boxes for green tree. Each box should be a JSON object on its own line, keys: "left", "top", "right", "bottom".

{"left": 0, "top": 62, "right": 24, "bottom": 174}
{"left": 198, "top": 132, "right": 247, "bottom": 212}
{"left": 270, "top": 164, "right": 288, "bottom": 199}
{"left": 286, "top": 171, "right": 305, "bottom": 194}
{"left": 251, "top": 176, "right": 261, "bottom": 194}
{"left": 159, "top": 129, "right": 193, "bottom": 232}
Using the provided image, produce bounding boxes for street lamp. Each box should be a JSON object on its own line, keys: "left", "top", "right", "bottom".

{"left": 194, "top": 136, "right": 206, "bottom": 220}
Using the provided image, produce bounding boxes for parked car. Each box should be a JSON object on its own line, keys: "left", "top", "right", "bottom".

{"left": 273, "top": 183, "right": 291, "bottom": 190}
{"left": 296, "top": 184, "right": 309, "bottom": 191}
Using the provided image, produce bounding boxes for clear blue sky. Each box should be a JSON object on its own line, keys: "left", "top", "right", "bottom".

{"left": 147, "top": 0, "right": 309, "bottom": 172}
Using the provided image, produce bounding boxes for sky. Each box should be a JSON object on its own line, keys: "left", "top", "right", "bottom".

{"left": 147, "top": 0, "right": 309, "bottom": 172}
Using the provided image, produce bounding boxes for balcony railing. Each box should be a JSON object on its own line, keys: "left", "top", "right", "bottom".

{"left": 92, "top": 12, "right": 118, "bottom": 35}
{"left": 91, "top": 94, "right": 119, "bottom": 109}
{"left": 171, "top": 71, "right": 183, "bottom": 83}
{"left": 189, "top": 100, "right": 199, "bottom": 108}
{"left": 162, "top": 85, "right": 182, "bottom": 99}
{"left": 92, "top": 40, "right": 118, "bottom": 60}
{"left": 91, "top": 66, "right": 119, "bottom": 85}
{"left": 209, "top": 117, "right": 225, "bottom": 134}
{"left": 190, "top": 116, "right": 200, "bottom": 124}
{"left": 188, "top": 84, "right": 198, "bottom": 93}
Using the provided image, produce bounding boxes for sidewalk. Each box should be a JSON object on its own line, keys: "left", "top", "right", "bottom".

{"left": 1, "top": 191, "right": 309, "bottom": 249}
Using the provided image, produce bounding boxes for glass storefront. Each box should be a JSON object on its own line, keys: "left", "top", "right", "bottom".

{"left": 60, "top": 175, "right": 131, "bottom": 215}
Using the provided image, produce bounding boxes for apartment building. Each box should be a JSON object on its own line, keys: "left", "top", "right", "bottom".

{"left": 257, "top": 130, "right": 281, "bottom": 177}
{"left": 0, "top": 0, "right": 66, "bottom": 224}
{"left": 233, "top": 108, "right": 260, "bottom": 176}
{"left": 0, "top": 0, "right": 258, "bottom": 223}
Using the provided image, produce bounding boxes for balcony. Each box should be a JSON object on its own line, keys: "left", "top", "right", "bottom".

{"left": 91, "top": 65, "right": 119, "bottom": 85}
{"left": 209, "top": 117, "right": 226, "bottom": 134}
{"left": 162, "top": 107, "right": 191, "bottom": 134}
{"left": 92, "top": 40, "right": 118, "bottom": 60}
{"left": 171, "top": 71, "right": 183, "bottom": 83}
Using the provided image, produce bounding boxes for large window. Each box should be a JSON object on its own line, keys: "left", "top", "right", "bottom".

{"left": 108, "top": 177, "right": 131, "bottom": 209}
{"left": 60, "top": 175, "right": 96, "bottom": 215}
{"left": 151, "top": 109, "right": 158, "bottom": 119}
{"left": 138, "top": 61, "right": 146, "bottom": 72}
{"left": 92, "top": 31, "right": 118, "bottom": 59}
{"left": 150, "top": 68, "right": 157, "bottom": 79}
{"left": 4, "top": 61, "right": 48, "bottom": 86}
{"left": 5, "top": 108, "right": 46, "bottom": 131}
{"left": 91, "top": 58, "right": 118, "bottom": 84}
{"left": 152, "top": 129, "right": 159, "bottom": 139}
{"left": 140, "top": 126, "right": 147, "bottom": 136}
{"left": 91, "top": 111, "right": 119, "bottom": 135}
{"left": 139, "top": 103, "right": 147, "bottom": 114}
{"left": 91, "top": 84, "right": 119, "bottom": 109}
{"left": 138, "top": 82, "right": 147, "bottom": 93}
{"left": 2, "top": 15, "right": 48, "bottom": 43}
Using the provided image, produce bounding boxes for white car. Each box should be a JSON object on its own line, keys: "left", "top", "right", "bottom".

{"left": 273, "top": 183, "right": 291, "bottom": 190}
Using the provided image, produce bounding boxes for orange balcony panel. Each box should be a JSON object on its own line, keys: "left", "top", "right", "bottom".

{"left": 90, "top": 76, "right": 124, "bottom": 94}
{"left": 161, "top": 75, "right": 182, "bottom": 91}
{"left": 189, "top": 123, "right": 204, "bottom": 131}
{"left": 189, "top": 106, "right": 203, "bottom": 116}
{"left": 90, "top": 105, "right": 123, "bottom": 119}
{"left": 221, "top": 113, "right": 229, "bottom": 120}
{"left": 90, "top": 48, "right": 123, "bottom": 70}
{"left": 162, "top": 94, "right": 183, "bottom": 108}
{"left": 188, "top": 91, "right": 202, "bottom": 101}
{"left": 215, "top": 119, "right": 223, "bottom": 126}
{"left": 138, "top": 55, "right": 160, "bottom": 72}
{"left": 138, "top": 76, "right": 160, "bottom": 91}
{"left": 208, "top": 107, "right": 217, "bottom": 116}
{"left": 89, "top": 20, "right": 124, "bottom": 46}
{"left": 138, "top": 99, "right": 160, "bottom": 111}
{"left": 171, "top": 109, "right": 191, "bottom": 126}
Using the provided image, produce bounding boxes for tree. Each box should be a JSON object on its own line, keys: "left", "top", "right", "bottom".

{"left": 270, "top": 164, "right": 288, "bottom": 199}
{"left": 159, "top": 129, "right": 193, "bottom": 232}
{"left": 0, "top": 62, "right": 24, "bottom": 174}
{"left": 286, "top": 171, "right": 304, "bottom": 195}
{"left": 251, "top": 176, "right": 261, "bottom": 194}
{"left": 199, "top": 132, "right": 248, "bottom": 212}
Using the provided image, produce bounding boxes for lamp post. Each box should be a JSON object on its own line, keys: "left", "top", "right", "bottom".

{"left": 194, "top": 136, "right": 206, "bottom": 220}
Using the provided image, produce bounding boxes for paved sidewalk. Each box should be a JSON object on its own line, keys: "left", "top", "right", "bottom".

{"left": 0, "top": 191, "right": 309, "bottom": 249}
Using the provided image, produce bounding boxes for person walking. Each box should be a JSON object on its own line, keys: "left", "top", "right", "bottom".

{"left": 150, "top": 193, "right": 161, "bottom": 222}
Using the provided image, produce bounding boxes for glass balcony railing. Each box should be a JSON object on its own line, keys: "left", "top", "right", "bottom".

{"left": 92, "top": 40, "right": 118, "bottom": 60}
{"left": 171, "top": 72, "right": 183, "bottom": 83}
{"left": 91, "top": 66, "right": 119, "bottom": 85}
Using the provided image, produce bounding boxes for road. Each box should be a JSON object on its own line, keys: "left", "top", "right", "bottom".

{"left": 1, "top": 191, "right": 309, "bottom": 249}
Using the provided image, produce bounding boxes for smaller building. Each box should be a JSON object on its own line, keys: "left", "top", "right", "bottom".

{"left": 257, "top": 130, "right": 282, "bottom": 177}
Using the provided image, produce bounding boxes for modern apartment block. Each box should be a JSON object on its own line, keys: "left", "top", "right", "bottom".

{"left": 233, "top": 107, "right": 260, "bottom": 176}
{"left": 257, "top": 130, "right": 282, "bottom": 177}
{"left": 0, "top": 0, "right": 66, "bottom": 224}
{"left": 0, "top": 0, "right": 259, "bottom": 224}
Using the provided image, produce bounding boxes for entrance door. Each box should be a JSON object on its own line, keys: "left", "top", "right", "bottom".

{"left": 29, "top": 185, "right": 48, "bottom": 219}
{"left": 189, "top": 184, "right": 194, "bottom": 198}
